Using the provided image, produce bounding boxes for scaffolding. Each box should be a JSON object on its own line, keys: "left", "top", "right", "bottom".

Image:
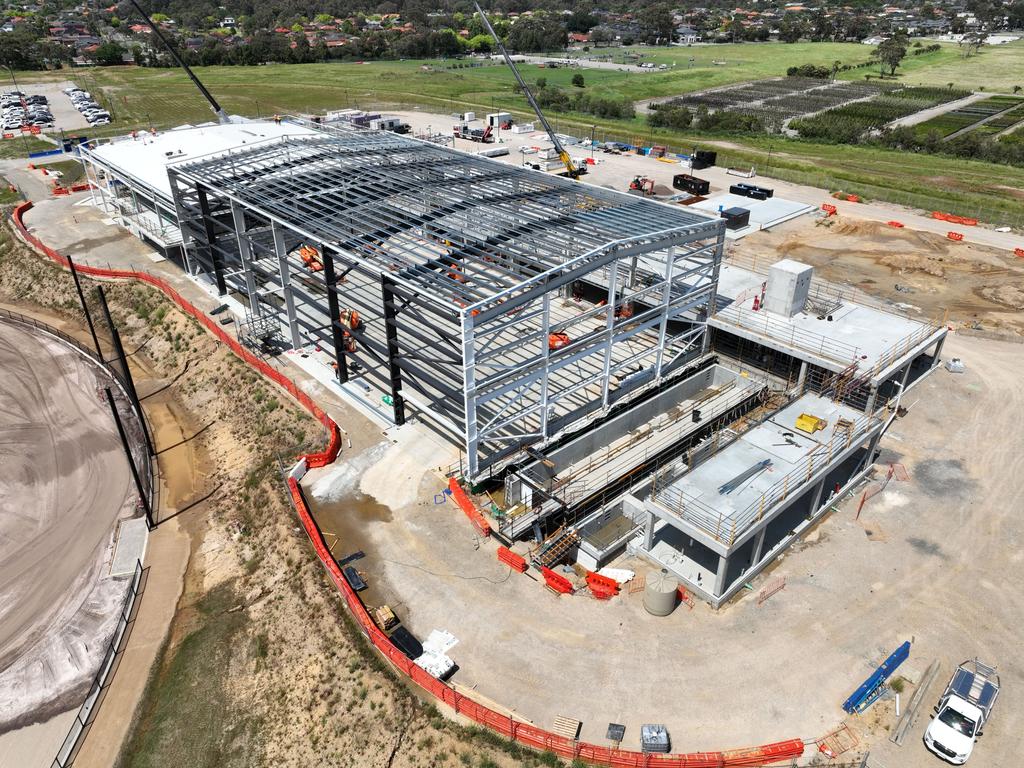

{"left": 166, "top": 127, "right": 724, "bottom": 477}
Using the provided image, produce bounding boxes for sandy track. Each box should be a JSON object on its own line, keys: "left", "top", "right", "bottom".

{"left": 0, "top": 320, "right": 134, "bottom": 728}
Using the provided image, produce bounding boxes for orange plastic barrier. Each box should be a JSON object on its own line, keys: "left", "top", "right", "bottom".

{"left": 1015, "top": 248, "right": 1024, "bottom": 258}
{"left": 886, "top": 221, "right": 904, "bottom": 228}
{"left": 497, "top": 546, "right": 527, "bottom": 573}
{"left": 541, "top": 566, "right": 574, "bottom": 594}
{"left": 447, "top": 477, "right": 491, "bottom": 537}
{"left": 820, "top": 203, "right": 837, "bottom": 215}
{"left": 586, "top": 571, "right": 620, "bottom": 599}
{"left": 9, "top": 201, "right": 806, "bottom": 768}
{"left": 845, "top": 195, "right": 859, "bottom": 203}
{"left": 934, "top": 211, "right": 978, "bottom": 226}
{"left": 947, "top": 231, "right": 964, "bottom": 242}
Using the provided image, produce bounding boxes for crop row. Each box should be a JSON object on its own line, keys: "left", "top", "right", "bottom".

{"left": 916, "top": 96, "right": 1024, "bottom": 138}
{"left": 790, "top": 87, "right": 971, "bottom": 143}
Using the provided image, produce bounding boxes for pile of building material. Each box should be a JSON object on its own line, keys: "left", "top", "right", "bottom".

{"left": 414, "top": 629, "right": 458, "bottom": 680}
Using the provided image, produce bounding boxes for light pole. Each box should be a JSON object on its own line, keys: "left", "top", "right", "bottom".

{"left": 766, "top": 144, "right": 773, "bottom": 174}
{"left": 590, "top": 124, "right": 596, "bottom": 159}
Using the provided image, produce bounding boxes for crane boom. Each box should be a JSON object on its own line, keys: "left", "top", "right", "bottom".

{"left": 125, "top": 0, "right": 230, "bottom": 124}
{"left": 472, "top": 2, "right": 580, "bottom": 179}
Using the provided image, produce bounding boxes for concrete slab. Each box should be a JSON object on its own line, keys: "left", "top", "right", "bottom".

{"left": 110, "top": 517, "right": 148, "bottom": 577}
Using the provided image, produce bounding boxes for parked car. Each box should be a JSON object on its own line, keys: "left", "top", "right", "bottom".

{"left": 924, "top": 660, "right": 1000, "bottom": 764}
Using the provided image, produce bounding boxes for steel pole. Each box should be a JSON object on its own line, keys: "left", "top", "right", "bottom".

{"left": 105, "top": 387, "right": 154, "bottom": 530}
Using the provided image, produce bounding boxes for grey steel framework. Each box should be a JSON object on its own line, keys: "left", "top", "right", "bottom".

{"left": 167, "top": 127, "right": 724, "bottom": 477}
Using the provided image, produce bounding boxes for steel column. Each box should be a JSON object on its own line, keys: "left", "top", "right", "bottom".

{"left": 196, "top": 185, "right": 227, "bottom": 295}
{"left": 319, "top": 245, "right": 349, "bottom": 383}
{"left": 271, "top": 222, "right": 301, "bottom": 350}
{"left": 229, "top": 200, "right": 261, "bottom": 315}
{"left": 381, "top": 276, "right": 407, "bottom": 426}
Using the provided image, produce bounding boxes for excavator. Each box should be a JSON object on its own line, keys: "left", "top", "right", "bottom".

{"left": 473, "top": 1, "right": 584, "bottom": 179}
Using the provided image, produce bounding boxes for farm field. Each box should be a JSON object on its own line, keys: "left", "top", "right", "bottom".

{"left": 660, "top": 77, "right": 885, "bottom": 128}
{"left": 789, "top": 86, "right": 970, "bottom": 142}
{"left": 969, "top": 101, "right": 1024, "bottom": 136}
{"left": 914, "top": 94, "right": 1024, "bottom": 138}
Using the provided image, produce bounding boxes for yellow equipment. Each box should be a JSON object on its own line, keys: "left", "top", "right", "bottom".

{"left": 795, "top": 413, "right": 827, "bottom": 434}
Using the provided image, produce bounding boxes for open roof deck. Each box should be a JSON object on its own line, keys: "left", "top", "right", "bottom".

{"left": 709, "top": 255, "right": 945, "bottom": 382}
{"left": 168, "top": 126, "right": 720, "bottom": 309}
{"left": 648, "top": 392, "right": 875, "bottom": 549}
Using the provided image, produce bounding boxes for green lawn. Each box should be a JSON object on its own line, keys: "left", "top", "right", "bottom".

{"left": 859, "top": 39, "right": 1024, "bottom": 94}
{"left": 0, "top": 134, "right": 56, "bottom": 159}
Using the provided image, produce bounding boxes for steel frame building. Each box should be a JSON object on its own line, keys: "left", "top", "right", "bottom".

{"left": 165, "top": 126, "right": 724, "bottom": 477}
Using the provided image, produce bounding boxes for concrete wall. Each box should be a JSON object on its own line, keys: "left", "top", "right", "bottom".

{"left": 520, "top": 364, "right": 750, "bottom": 479}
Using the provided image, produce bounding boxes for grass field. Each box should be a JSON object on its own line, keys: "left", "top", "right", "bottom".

{"left": 860, "top": 39, "right": 1024, "bottom": 93}
{"left": 0, "top": 135, "right": 55, "bottom": 159}
{"left": 8, "top": 43, "right": 1024, "bottom": 224}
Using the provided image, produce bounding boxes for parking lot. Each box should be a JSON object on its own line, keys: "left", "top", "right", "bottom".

{"left": 1, "top": 80, "right": 108, "bottom": 136}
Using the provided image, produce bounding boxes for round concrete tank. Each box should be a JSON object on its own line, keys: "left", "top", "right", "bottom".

{"left": 643, "top": 569, "right": 678, "bottom": 617}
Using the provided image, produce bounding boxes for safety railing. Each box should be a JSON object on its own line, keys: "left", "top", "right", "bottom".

{"left": 651, "top": 411, "right": 877, "bottom": 546}
{"left": 51, "top": 561, "right": 143, "bottom": 768}
{"left": 10, "top": 201, "right": 802, "bottom": 767}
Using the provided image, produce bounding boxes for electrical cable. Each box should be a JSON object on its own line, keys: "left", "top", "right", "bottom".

{"left": 379, "top": 556, "right": 513, "bottom": 585}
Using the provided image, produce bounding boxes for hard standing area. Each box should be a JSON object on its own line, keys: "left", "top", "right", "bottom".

{"left": 305, "top": 333, "right": 1024, "bottom": 763}
{"left": 0, "top": 319, "right": 134, "bottom": 740}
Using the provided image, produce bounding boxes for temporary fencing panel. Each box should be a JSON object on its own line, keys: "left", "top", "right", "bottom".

{"left": 820, "top": 204, "right": 837, "bottom": 216}
{"left": 10, "top": 201, "right": 805, "bottom": 768}
{"left": 947, "top": 232, "right": 964, "bottom": 242}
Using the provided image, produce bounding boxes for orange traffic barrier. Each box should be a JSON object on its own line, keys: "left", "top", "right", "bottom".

{"left": 887, "top": 221, "right": 904, "bottom": 228}
{"left": 9, "top": 199, "right": 808, "bottom": 768}
{"left": 541, "top": 566, "right": 574, "bottom": 594}
{"left": 447, "top": 477, "right": 491, "bottom": 537}
{"left": 1015, "top": 248, "right": 1024, "bottom": 258}
{"left": 845, "top": 194, "right": 860, "bottom": 203}
{"left": 586, "top": 571, "right": 620, "bottom": 599}
{"left": 947, "top": 231, "right": 964, "bottom": 241}
{"left": 821, "top": 203, "right": 837, "bottom": 215}
{"left": 496, "top": 546, "right": 527, "bottom": 573}
{"left": 932, "top": 211, "right": 947, "bottom": 220}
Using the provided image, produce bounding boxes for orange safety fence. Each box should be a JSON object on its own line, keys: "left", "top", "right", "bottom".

{"left": 820, "top": 203, "right": 837, "bottom": 216}
{"left": 933, "top": 211, "right": 978, "bottom": 226}
{"left": 8, "top": 201, "right": 806, "bottom": 768}
{"left": 947, "top": 231, "right": 964, "bottom": 242}
{"left": 1015, "top": 248, "right": 1024, "bottom": 258}
{"left": 886, "top": 221, "right": 904, "bottom": 228}
{"left": 542, "top": 566, "right": 575, "bottom": 594}
{"left": 447, "top": 477, "right": 492, "bottom": 537}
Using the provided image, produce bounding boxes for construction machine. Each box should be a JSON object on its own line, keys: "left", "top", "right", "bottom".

{"left": 473, "top": 1, "right": 584, "bottom": 179}
{"left": 628, "top": 176, "right": 655, "bottom": 196}
{"left": 453, "top": 123, "right": 493, "bottom": 143}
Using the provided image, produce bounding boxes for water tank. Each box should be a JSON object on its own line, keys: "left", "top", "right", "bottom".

{"left": 643, "top": 569, "right": 678, "bottom": 617}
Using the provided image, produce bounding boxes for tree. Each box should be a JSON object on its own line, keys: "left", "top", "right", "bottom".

{"left": 873, "top": 35, "right": 908, "bottom": 76}
{"left": 639, "top": 4, "right": 674, "bottom": 45}
{"left": 778, "top": 13, "right": 806, "bottom": 44}
{"left": 95, "top": 42, "right": 126, "bottom": 66}
{"left": 467, "top": 34, "right": 493, "bottom": 53}
{"left": 572, "top": 73, "right": 584, "bottom": 87}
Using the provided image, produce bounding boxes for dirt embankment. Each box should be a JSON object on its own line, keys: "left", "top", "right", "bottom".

{"left": 737, "top": 216, "right": 1024, "bottom": 334}
{"left": 0, "top": 223, "right": 556, "bottom": 767}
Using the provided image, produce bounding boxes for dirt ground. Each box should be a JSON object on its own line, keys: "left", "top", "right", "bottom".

{"left": 736, "top": 216, "right": 1024, "bottom": 335}
{"left": 302, "top": 332, "right": 1022, "bottom": 765}
{"left": 0, "top": 221, "right": 558, "bottom": 768}
{"left": 4, "top": 117, "right": 1022, "bottom": 766}
{"left": 0, "top": 318, "right": 136, "bottom": 733}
